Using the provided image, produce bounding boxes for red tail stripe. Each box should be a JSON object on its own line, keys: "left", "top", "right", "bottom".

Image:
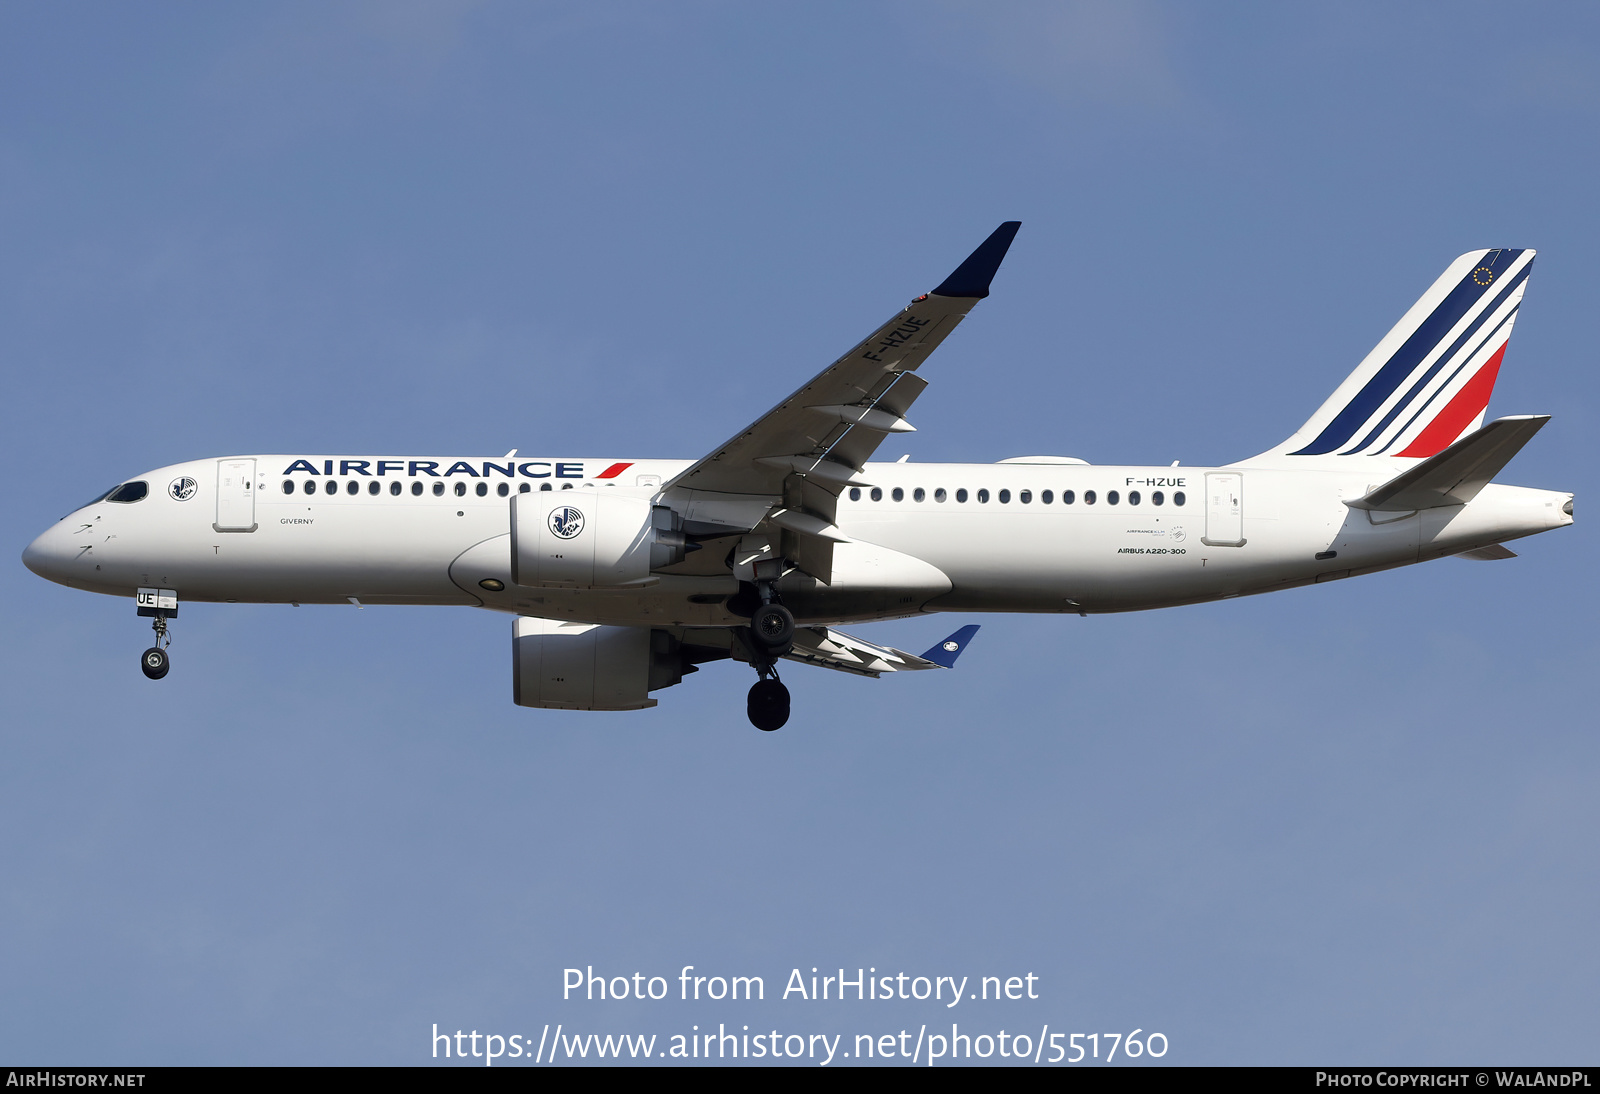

{"left": 595, "top": 462, "right": 634, "bottom": 479}
{"left": 1395, "top": 342, "right": 1507, "bottom": 458}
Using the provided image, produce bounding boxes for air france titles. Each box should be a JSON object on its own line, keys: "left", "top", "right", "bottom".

{"left": 280, "top": 459, "right": 634, "bottom": 481}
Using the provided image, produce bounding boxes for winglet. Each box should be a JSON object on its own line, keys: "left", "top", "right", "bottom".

{"left": 919, "top": 624, "right": 980, "bottom": 668}
{"left": 931, "top": 222, "right": 1021, "bottom": 299}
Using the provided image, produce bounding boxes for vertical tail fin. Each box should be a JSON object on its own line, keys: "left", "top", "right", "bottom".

{"left": 1258, "top": 249, "right": 1535, "bottom": 463}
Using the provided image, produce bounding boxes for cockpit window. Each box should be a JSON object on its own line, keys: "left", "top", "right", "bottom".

{"left": 106, "top": 481, "right": 149, "bottom": 503}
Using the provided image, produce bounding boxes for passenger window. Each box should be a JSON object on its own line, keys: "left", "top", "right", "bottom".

{"left": 1174, "top": 491, "right": 1186, "bottom": 506}
{"left": 870, "top": 487, "right": 883, "bottom": 502}
{"left": 411, "top": 481, "right": 423, "bottom": 496}
{"left": 1129, "top": 490, "right": 1140, "bottom": 505}
{"left": 934, "top": 488, "right": 947, "bottom": 502}
{"left": 1062, "top": 490, "right": 1075, "bottom": 505}
{"left": 475, "top": 483, "right": 488, "bottom": 497}
{"left": 998, "top": 489, "right": 1010, "bottom": 503}
{"left": 519, "top": 483, "right": 530, "bottom": 493}
{"left": 433, "top": 482, "right": 446, "bottom": 497}
{"left": 107, "top": 481, "right": 149, "bottom": 503}
{"left": 325, "top": 480, "right": 338, "bottom": 496}
{"left": 913, "top": 487, "right": 925, "bottom": 502}
{"left": 345, "top": 480, "right": 358, "bottom": 496}
{"left": 304, "top": 480, "right": 316, "bottom": 495}
{"left": 496, "top": 483, "right": 508, "bottom": 497}
{"left": 1020, "top": 489, "right": 1032, "bottom": 504}
{"left": 560, "top": 483, "right": 573, "bottom": 490}
{"left": 892, "top": 487, "right": 904, "bottom": 502}
{"left": 1041, "top": 490, "right": 1053, "bottom": 504}
{"left": 1152, "top": 491, "right": 1164, "bottom": 506}
{"left": 282, "top": 480, "right": 294, "bottom": 495}
{"left": 1084, "top": 490, "right": 1096, "bottom": 505}
{"left": 368, "top": 481, "right": 380, "bottom": 496}
{"left": 455, "top": 482, "right": 468, "bottom": 497}
{"left": 1108, "top": 490, "right": 1120, "bottom": 505}
{"left": 956, "top": 488, "right": 968, "bottom": 502}
{"left": 540, "top": 483, "right": 552, "bottom": 491}
{"left": 390, "top": 481, "right": 401, "bottom": 496}
{"left": 977, "top": 489, "right": 989, "bottom": 503}
{"left": 849, "top": 487, "right": 861, "bottom": 501}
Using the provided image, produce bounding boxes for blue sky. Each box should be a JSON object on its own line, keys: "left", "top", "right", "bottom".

{"left": 2, "top": 1, "right": 1597, "bottom": 1065}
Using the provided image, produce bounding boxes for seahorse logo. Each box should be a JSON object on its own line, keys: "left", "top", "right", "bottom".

{"left": 548, "top": 506, "right": 585, "bottom": 540}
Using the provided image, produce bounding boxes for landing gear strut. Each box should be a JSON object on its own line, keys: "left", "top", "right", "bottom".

{"left": 742, "top": 581, "right": 794, "bottom": 730}
{"left": 140, "top": 613, "right": 171, "bottom": 680}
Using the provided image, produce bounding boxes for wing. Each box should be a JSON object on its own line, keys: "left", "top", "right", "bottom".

{"left": 782, "top": 624, "right": 980, "bottom": 678}
{"left": 661, "top": 222, "right": 1021, "bottom": 580}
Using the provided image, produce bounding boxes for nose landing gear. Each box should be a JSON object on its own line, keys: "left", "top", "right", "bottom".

{"left": 136, "top": 593, "right": 175, "bottom": 680}
{"left": 140, "top": 614, "right": 172, "bottom": 680}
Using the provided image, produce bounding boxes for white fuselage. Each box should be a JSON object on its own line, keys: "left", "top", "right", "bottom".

{"left": 23, "top": 454, "right": 1575, "bottom": 628}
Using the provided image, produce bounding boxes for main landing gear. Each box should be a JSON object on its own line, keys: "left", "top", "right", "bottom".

{"left": 747, "top": 674, "right": 789, "bottom": 732}
{"left": 744, "top": 594, "right": 794, "bottom": 732}
{"left": 140, "top": 613, "right": 171, "bottom": 680}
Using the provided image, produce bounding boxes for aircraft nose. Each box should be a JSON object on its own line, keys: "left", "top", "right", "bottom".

{"left": 22, "top": 522, "right": 76, "bottom": 584}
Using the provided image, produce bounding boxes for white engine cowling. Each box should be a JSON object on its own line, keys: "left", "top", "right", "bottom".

{"left": 511, "top": 492, "right": 686, "bottom": 588}
{"left": 511, "top": 617, "right": 692, "bottom": 711}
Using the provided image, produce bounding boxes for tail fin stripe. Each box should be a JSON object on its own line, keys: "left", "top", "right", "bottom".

{"left": 1373, "top": 304, "right": 1519, "bottom": 455}
{"left": 1343, "top": 288, "right": 1523, "bottom": 455}
{"left": 1391, "top": 342, "right": 1508, "bottom": 458}
{"left": 1289, "top": 248, "right": 1526, "bottom": 455}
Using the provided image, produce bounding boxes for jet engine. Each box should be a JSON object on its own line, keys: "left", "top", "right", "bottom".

{"left": 511, "top": 616, "right": 697, "bottom": 711}
{"left": 510, "top": 493, "right": 690, "bottom": 588}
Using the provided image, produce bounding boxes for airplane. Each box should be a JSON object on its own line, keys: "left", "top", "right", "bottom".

{"left": 22, "top": 224, "right": 1575, "bottom": 731}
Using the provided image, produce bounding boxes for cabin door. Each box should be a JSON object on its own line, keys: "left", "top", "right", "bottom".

{"left": 1202, "top": 472, "right": 1245, "bottom": 547}
{"left": 215, "top": 458, "right": 258, "bottom": 532}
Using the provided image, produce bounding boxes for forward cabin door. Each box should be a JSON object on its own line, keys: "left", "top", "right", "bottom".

{"left": 1202, "top": 472, "right": 1245, "bottom": 547}
{"left": 215, "top": 458, "right": 258, "bottom": 532}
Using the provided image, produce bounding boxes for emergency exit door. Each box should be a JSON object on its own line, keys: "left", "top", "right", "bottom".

{"left": 1202, "top": 472, "right": 1245, "bottom": 547}
{"left": 215, "top": 458, "right": 258, "bottom": 532}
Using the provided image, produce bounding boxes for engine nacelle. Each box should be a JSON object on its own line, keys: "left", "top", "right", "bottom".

{"left": 511, "top": 616, "right": 691, "bottom": 711}
{"left": 510, "top": 492, "right": 688, "bottom": 588}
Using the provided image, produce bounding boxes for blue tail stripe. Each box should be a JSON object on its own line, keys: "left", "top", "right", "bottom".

{"left": 1290, "top": 249, "right": 1523, "bottom": 455}
{"left": 1338, "top": 263, "right": 1531, "bottom": 454}
{"left": 920, "top": 624, "right": 980, "bottom": 668}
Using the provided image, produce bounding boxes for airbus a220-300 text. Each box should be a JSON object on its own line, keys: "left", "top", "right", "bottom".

{"left": 23, "top": 224, "right": 1574, "bottom": 729}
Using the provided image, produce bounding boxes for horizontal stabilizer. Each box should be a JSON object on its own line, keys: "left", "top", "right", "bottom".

{"left": 1346, "top": 415, "right": 1549, "bottom": 511}
{"left": 1456, "top": 544, "right": 1518, "bottom": 560}
{"left": 920, "top": 624, "right": 980, "bottom": 668}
